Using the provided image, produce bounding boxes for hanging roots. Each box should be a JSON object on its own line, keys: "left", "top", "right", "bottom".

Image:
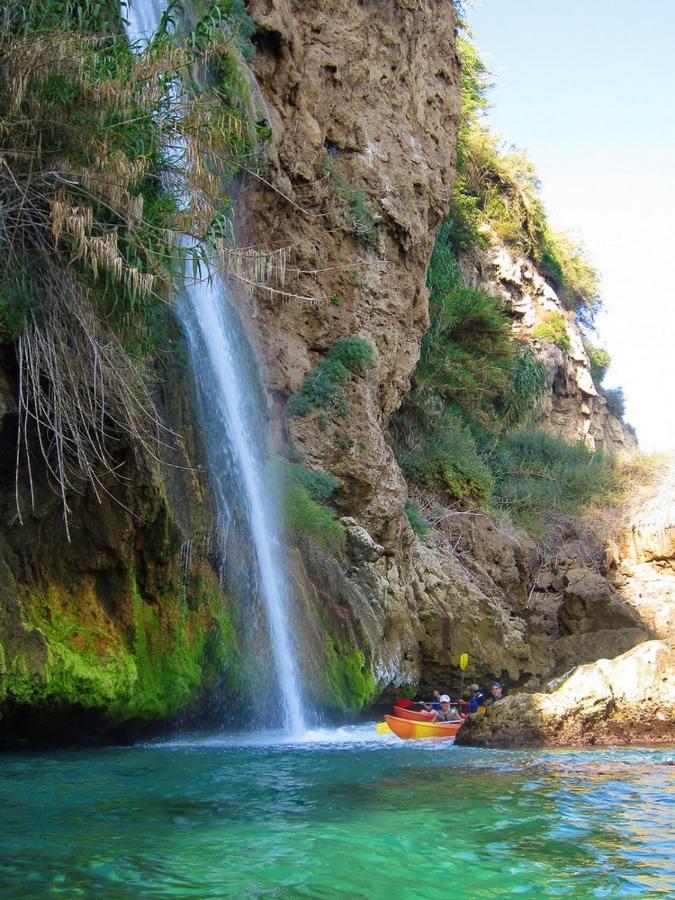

{"left": 219, "top": 245, "right": 320, "bottom": 304}
{"left": 15, "top": 261, "right": 175, "bottom": 539}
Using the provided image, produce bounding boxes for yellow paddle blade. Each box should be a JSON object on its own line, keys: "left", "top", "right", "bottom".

{"left": 459, "top": 652, "right": 469, "bottom": 671}
{"left": 375, "top": 721, "right": 392, "bottom": 734}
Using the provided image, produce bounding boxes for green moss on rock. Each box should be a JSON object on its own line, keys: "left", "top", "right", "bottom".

{"left": 323, "top": 638, "right": 375, "bottom": 714}
{"left": 0, "top": 568, "right": 243, "bottom": 723}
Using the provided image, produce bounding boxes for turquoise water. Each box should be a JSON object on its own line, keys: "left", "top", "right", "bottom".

{"left": 1, "top": 726, "right": 673, "bottom": 897}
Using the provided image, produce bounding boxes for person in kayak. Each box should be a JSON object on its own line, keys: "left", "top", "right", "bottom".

{"left": 485, "top": 682, "right": 504, "bottom": 705}
{"left": 420, "top": 689, "right": 442, "bottom": 712}
{"left": 468, "top": 684, "right": 487, "bottom": 713}
{"left": 432, "top": 695, "right": 462, "bottom": 723}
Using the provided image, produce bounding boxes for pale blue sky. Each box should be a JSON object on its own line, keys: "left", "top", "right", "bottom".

{"left": 467, "top": 0, "right": 675, "bottom": 451}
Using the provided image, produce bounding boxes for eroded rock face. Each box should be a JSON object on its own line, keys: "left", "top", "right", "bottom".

{"left": 615, "top": 458, "right": 675, "bottom": 644}
{"left": 457, "top": 640, "right": 675, "bottom": 747}
{"left": 237, "top": 2, "right": 639, "bottom": 698}
{"left": 463, "top": 242, "right": 636, "bottom": 453}
{"left": 292, "top": 518, "right": 536, "bottom": 697}
{"left": 241, "top": 0, "right": 461, "bottom": 546}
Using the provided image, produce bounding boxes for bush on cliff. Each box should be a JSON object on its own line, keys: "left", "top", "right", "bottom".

{"left": 538, "top": 229, "right": 600, "bottom": 321}
{"left": 489, "top": 428, "right": 618, "bottom": 535}
{"left": 532, "top": 311, "right": 571, "bottom": 351}
{"left": 393, "top": 399, "right": 493, "bottom": 504}
{"left": 418, "top": 216, "right": 544, "bottom": 428}
{"left": 602, "top": 386, "right": 626, "bottom": 420}
{"left": 404, "top": 501, "right": 430, "bottom": 537}
{"left": 584, "top": 341, "right": 612, "bottom": 387}
{"left": 451, "top": 37, "right": 601, "bottom": 325}
{"left": 277, "top": 459, "right": 344, "bottom": 549}
{"left": 286, "top": 337, "right": 375, "bottom": 418}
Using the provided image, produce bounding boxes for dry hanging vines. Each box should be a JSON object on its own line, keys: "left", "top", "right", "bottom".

{"left": 0, "top": 9, "right": 323, "bottom": 534}
{"left": 14, "top": 260, "right": 173, "bottom": 538}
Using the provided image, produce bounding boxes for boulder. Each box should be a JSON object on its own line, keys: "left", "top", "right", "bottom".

{"left": 456, "top": 640, "right": 675, "bottom": 747}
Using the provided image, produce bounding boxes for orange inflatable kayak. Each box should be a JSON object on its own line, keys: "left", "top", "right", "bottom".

{"left": 392, "top": 705, "right": 436, "bottom": 722}
{"left": 384, "top": 714, "right": 463, "bottom": 740}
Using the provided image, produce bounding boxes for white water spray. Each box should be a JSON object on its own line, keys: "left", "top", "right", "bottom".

{"left": 124, "top": 0, "right": 305, "bottom": 735}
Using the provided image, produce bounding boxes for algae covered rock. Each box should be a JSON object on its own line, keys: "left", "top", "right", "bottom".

{"left": 0, "top": 566, "right": 245, "bottom": 745}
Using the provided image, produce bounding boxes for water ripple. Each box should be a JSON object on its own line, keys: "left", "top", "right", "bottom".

{"left": 0, "top": 735, "right": 672, "bottom": 897}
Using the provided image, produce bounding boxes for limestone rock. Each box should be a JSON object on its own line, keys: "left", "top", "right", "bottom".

{"left": 616, "top": 457, "right": 675, "bottom": 644}
{"left": 242, "top": 0, "right": 460, "bottom": 545}
{"left": 457, "top": 640, "right": 675, "bottom": 747}
{"left": 557, "top": 566, "right": 643, "bottom": 634}
{"left": 289, "top": 519, "right": 537, "bottom": 696}
{"left": 462, "top": 240, "right": 636, "bottom": 453}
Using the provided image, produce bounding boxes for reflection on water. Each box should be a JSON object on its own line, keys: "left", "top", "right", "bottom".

{"left": 0, "top": 727, "right": 672, "bottom": 897}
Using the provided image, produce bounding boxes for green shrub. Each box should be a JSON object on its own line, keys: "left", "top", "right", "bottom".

{"left": 426, "top": 217, "right": 465, "bottom": 296}
{"left": 584, "top": 341, "right": 611, "bottom": 387}
{"left": 278, "top": 459, "right": 338, "bottom": 503}
{"left": 0, "top": 0, "right": 263, "bottom": 524}
{"left": 454, "top": 39, "right": 601, "bottom": 324}
{"left": 489, "top": 428, "right": 617, "bottom": 535}
{"left": 327, "top": 337, "right": 376, "bottom": 370}
{"left": 0, "top": 1, "right": 258, "bottom": 336}
{"left": 602, "top": 386, "right": 625, "bottom": 420}
{"left": 538, "top": 229, "right": 600, "bottom": 321}
{"left": 277, "top": 459, "right": 343, "bottom": 548}
{"left": 419, "top": 283, "right": 517, "bottom": 425}
{"left": 287, "top": 337, "right": 375, "bottom": 418}
{"left": 404, "top": 501, "right": 430, "bottom": 536}
{"left": 459, "top": 123, "right": 547, "bottom": 260}
{"left": 498, "top": 345, "right": 548, "bottom": 427}
{"left": 394, "top": 403, "right": 493, "bottom": 503}
{"left": 283, "top": 482, "right": 344, "bottom": 548}
{"left": 286, "top": 358, "right": 349, "bottom": 416}
{"left": 532, "top": 311, "right": 570, "bottom": 351}
{"left": 457, "top": 36, "right": 491, "bottom": 131}
{"left": 420, "top": 214, "right": 551, "bottom": 430}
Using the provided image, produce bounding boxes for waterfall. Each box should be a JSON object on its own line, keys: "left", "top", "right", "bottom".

{"left": 123, "top": 0, "right": 305, "bottom": 735}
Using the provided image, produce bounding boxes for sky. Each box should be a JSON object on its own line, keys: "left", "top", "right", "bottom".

{"left": 466, "top": 0, "right": 675, "bottom": 451}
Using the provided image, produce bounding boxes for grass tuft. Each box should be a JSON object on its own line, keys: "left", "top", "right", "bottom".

{"left": 287, "top": 337, "right": 375, "bottom": 419}
{"left": 532, "top": 311, "right": 571, "bottom": 351}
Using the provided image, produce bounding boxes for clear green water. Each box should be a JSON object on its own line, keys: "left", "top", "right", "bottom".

{"left": 1, "top": 726, "right": 673, "bottom": 898}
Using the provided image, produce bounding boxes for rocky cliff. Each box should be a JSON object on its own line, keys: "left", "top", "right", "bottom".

{"left": 241, "top": 0, "right": 461, "bottom": 546}
{"left": 236, "top": 1, "right": 547, "bottom": 695}
{"left": 0, "top": 0, "right": 469, "bottom": 740}
{"left": 614, "top": 457, "right": 675, "bottom": 644}
{"left": 462, "top": 240, "right": 636, "bottom": 453}
{"left": 0, "top": 0, "right": 671, "bottom": 745}
{"left": 234, "top": 0, "right": 646, "bottom": 700}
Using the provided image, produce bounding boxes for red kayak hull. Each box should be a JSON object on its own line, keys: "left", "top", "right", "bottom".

{"left": 392, "top": 705, "right": 436, "bottom": 722}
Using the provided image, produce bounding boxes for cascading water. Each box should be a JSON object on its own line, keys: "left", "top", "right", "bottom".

{"left": 124, "top": 0, "right": 305, "bottom": 735}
